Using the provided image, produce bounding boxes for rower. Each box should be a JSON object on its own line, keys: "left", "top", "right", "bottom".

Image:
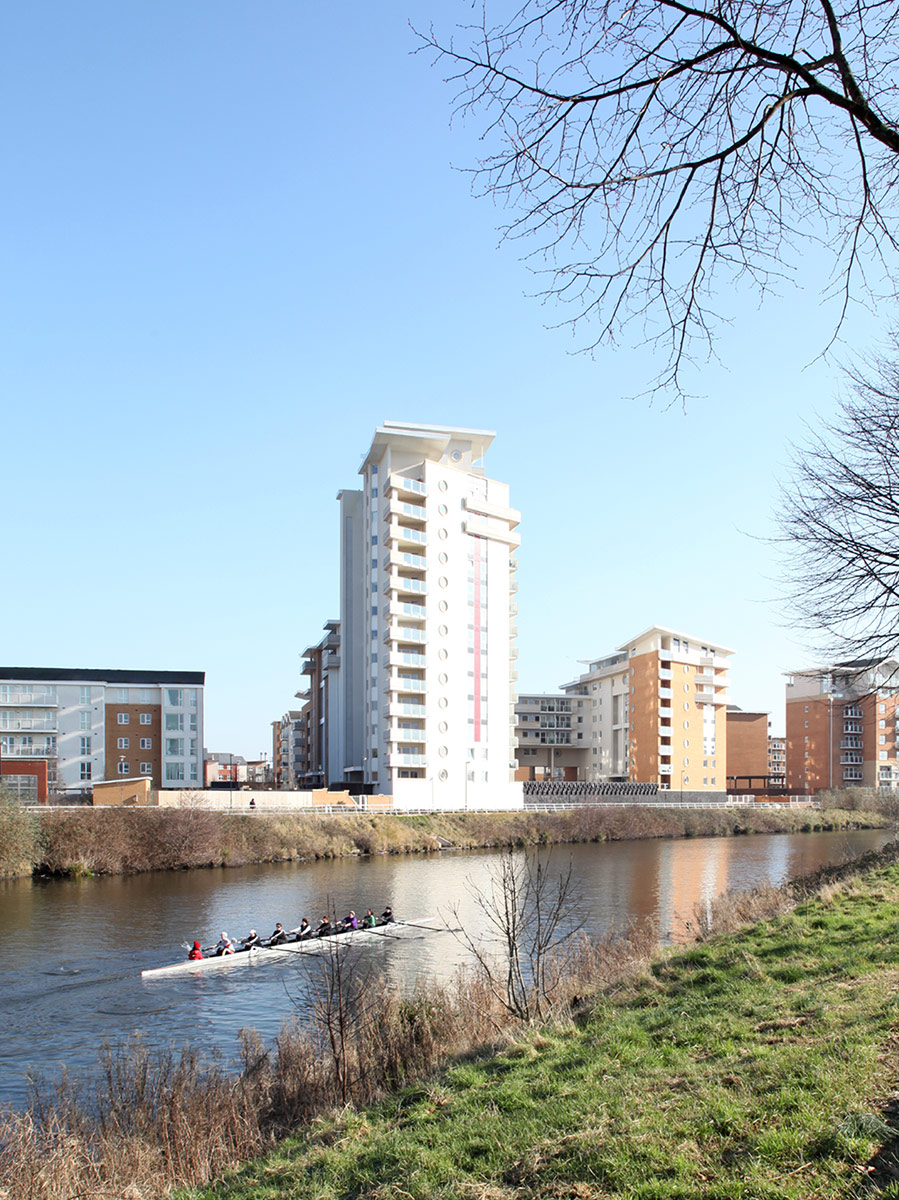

{"left": 214, "top": 932, "right": 234, "bottom": 956}
{"left": 268, "top": 922, "right": 288, "bottom": 946}
{"left": 242, "top": 930, "right": 262, "bottom": 950}
{"left": 289, "top": 917, "right": 312, "bottom": 940}
{"left": 188, "top": 940, "right": 204, "bottom": 960}
{"left": 342, "top": 910, "right": 359, "bottom": 931}
{"left": 380, "top": 906, "right": 394, "bottom": 924}
{"left": 362, "top": 909, "right": 377, "bottom": 928}
{"left": 315, "top": 914, "right": 332, "bottom": 937}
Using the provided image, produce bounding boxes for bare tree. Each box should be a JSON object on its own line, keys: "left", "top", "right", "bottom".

{"left": 419, "top": 0, "right": 899, "bottom": 399}
{"left": 778, "top": 334, "right": 899, "bottom": 662}
{"left": 453, "top": 848, "right": 582, "bottom": 1023}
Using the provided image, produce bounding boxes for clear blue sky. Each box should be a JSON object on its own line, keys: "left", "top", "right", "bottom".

{"left": 2, "top": 2, "right": 887, "bottom": 753}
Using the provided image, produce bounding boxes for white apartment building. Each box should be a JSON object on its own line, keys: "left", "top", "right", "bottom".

{"left": 562, "top": 627, "right": 733, "bottom": 790}
{"left": 514, "top": 693, "right": 588, "bottom": 780}
{"left": 337, "top": 422, "right": 523, "bottom": 808}
{"left": 0, "top": 668, "right": 205, "bottom": 793}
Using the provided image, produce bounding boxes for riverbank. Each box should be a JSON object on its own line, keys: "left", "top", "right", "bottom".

{"left": 183, "top": 840, "right": 899, "bottom": 1200}
{"left": 0, "top": 800, "right": 889, "bottom": 878}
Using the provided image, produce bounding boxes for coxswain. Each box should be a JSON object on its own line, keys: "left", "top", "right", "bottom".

{"left": 362, "top": 909, "right": 377, "bottom": 928}
{"left": 290, "top": 917, "right": 312, "bottom": 940}
{"left": 268, "top": 922, "right": 288, "bottom": 946}
{"left": 342, "top": 910, "right": 359, "bottom": 931}
{"left": 188, "top": 940, "right": 203, "bottom": 960}
{"left": 316, "top": 914, "right": 332, "bottom": 937}
{"left": 215, "top": 932, "right": 234, "bottom": 956}
{"left": 242, "top": 930, "right": 262, "bottom": 950}
{"left": 380, "top": 906, "right": 394, "bottom": 924}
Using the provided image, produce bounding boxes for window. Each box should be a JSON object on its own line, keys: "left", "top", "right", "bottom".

{"left": 165, "top": 713, "right": 184, "bottom": 732}
{"left": 166, "top": 689, "right": 182, "bottom": 707}
{"left": 117, "top": 762, "right": 130, "bottom": 775}
{"left": 165, "top": 763, "right": 185, "bottom": 782}
{"left": 188, "top": 690, "right": 198, "bottom": 707}
{"left": 80, "top": 762, "right": 92, "bottom": 781}
{"left": 117, "top": 712, "right": 129, "bottom": 725}
{"left": 140, "top": 689, "right": 152, "bottom": 703}
{"left": 189, "top": 713, "right": 197, "bottom": 733}
{"left": 79, "top": 711, "right": 91, "bottom": 730}
{"left": 140, "top": 762, "right": 152, "bottom": 774}
{"left": 80, "top": 736, "right": 91, "bottom": 756}
{"left": 117, "top": 688, "right": 128, "bottom": 702}
{"left": 117, "top": 737, "right": 129, "bottom": 749}
{"left": 80, "top": 686, "right": 91, "bottom": 705}
{"left": 166, "top": 738, "right": 184, "bottom": 756}
{"left": 140, "top": 737, "right": 151, "bottom": 749}
{"left": 140, "top": 713, "right": 152, "bottom": 725}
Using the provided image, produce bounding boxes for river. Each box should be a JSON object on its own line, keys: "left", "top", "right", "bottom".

{"left": 0, "top": 827, "right": 890, "bottom": 1108}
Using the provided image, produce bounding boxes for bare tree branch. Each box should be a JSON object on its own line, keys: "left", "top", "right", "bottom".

{"left": 418, "top": 0, "right": 899, "bottom": 400}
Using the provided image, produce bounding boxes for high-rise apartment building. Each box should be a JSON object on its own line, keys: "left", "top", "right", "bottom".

{"left": 336, "top": 422, "right": 522, "bottom": 807}
{"left": 562, "top": 627, "right": 732, "bottom": 790}
{"left": 0, "top": 668, "right": 204, "bottom": 795}
{"left": 785, "top": 660, "right": 899, "bottom": 792}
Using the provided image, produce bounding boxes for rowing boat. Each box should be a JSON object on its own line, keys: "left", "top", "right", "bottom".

{"left": 140, "top": 918, "right": 435, "bottom": 979}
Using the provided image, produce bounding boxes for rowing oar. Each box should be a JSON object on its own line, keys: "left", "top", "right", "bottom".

{"left": 397, "top": 921, "right": 462, "bottom": 934}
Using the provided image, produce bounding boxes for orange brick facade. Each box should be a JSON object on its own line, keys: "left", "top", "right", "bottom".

{"left": 104, "top": 704, "right": 162, "bottom": 786}
{"left": 726, "top": 711, "right": 769, "bottom": 779}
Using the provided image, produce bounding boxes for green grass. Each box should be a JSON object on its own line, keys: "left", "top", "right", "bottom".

{"left": 182, "top": 861, "right": 899, "bottom": 1200}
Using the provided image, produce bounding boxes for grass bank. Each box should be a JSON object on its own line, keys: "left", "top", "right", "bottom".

{"left": 183, "top": 841, "right": 899, "bottom": 1200}
{"left": 0, "top": 800, "right": 888, "bottom": 879}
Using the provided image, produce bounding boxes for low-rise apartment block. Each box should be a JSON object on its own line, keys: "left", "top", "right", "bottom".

{"left": 514, "top": 694, "right": 587, "bottom": 780}
{"left": 785, "top": 660, "right": 899, "bottom": 792}
{"left": 768, "top": 734, "right": 786, "bottom": 788}
{"left": 0, "top": 668, "right": 205, "bottom": 797}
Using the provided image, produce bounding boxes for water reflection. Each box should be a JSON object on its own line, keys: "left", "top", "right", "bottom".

{"left": 0, "top": 828, "right": 888, "bottom": 1108}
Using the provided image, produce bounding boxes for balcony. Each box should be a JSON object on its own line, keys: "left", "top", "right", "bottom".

{"left": 844, "top": 705, "right": 863, "bottom": 718}
{"left": 387, "top": 522, "right": 428, "bottom": 549}
{"left": 387, "top": 651, "right": 426, "bottom": 669}
{"left": 694, "top": 670, "right": 716, "bottom": 685}
{"left": 387, "top": 701, "right": 427, "bottom": 718}
{"left": 389, "top": 676, "right": 427, "bottom": 695}
{"left": 843, "top": 768, "right": 864, "bottom": 781}
{"left": 659, "top": 764, "right": 673, "bottom": 775}
{"left": 844, "top": 722, "right": 863, "bottom": 734}
{"left": 0, "top": 717, "right": 58, "bottom": 732}
{"left": 659, "top": 687, "right": 673, "bottom": 700}
{"left": 695, "top": 689, "right": 727, "bottom": 705}
{"left": 659, "top": 669, "right": 673, "bottom": 681}
{"left": 659, "top": 705, "right": 673, "bottom": 720}
{"left": 510, "top": 646, "right": 519, "bottom": 659}
{"left": 0, "top": 744, "right": 57, "bottom": 757}
{"left": 383, "top": 550, "right": 427, "bottom": 572}
{"left": 388, "top": 727, "right": 427, "bottom": 745}
{"left": 386, "top": 573, "right": 427, "bottom": 596}
{"left": 388, "top": 600, "right": 427, "bottom": 621}
{"left": 840, "top": 754, "right": 863, "bottom": 765}
{"left": 388, "top": 752, "right": 428, "bottom": 768}
{"left": 840, "top": 739, "right": 862, "bottom": 749}
{"left": 387, "top": 473, "right": 427, "bottom": 498}
{"left": 385, "top": 623, "right": 427, "bottom": 645}
{"left": 509, "top": 624, "right": 519, "bottom": 638}
{"left": 699, "top": 655, "right": 715, "bottom": 667}
{"left": 510, "top": 580, "right": 518, "bottom": 593}
{"left": 385, "top": 499, "right": 427, "bottom": 523}
{"left": 0, "top": 690, "right": 57, "bottom": 706}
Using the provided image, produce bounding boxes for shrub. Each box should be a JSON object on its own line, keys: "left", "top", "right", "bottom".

{"left": 0, "top": 787, "right": 41, "bottom": 878}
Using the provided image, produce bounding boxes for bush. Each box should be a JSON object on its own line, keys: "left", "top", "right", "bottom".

{"left": 0, "top": 787, "right": 40, "bottom": 878}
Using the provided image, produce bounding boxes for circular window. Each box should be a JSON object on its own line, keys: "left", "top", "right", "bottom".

{"left": 439, "top": 745, "right": 448, "bottom": 757}
{"left": 439, "top": 576, "right": 448, "bottom": 588}
{"left": 684, "top": 758, "right": 689, "bottom": 766}
{"left": 683, "top": 720, "right": 690, "bottom": 729}
{"left": 439, "top": 528, "right": 448, "bottom": 540}
{"left": 438, "top": 697, "right": 448, "bottom": 709}
{"left": 438, "top": 480, "right": 448, "bottom": 492}
{"left": 683, "top": 776, "right": 690, "bottom": 785}
{"left": 439, "top": 648, "right": 448, "bottom": 660}
{"left": 438, "top": 672, "right": 448, "bottom": 684}
{"left": 439, "top": 600, "right": 448, "bottom": 612}
{"left": 438, "top": 721, "right": 448, "bottom": 733}
{"left": 683, "top": 702, "right": 690, "bottom": 711}
{"left": 439, "top": 769, "right": 448, "bottom": 781}
{"left": 439, "top": 552, "right": 448, "bottom": 564}
{"left": 438, "top": 504, "right": 448, "bottom": 516}
{"left": 683, "top": 683, "right": 689, "bottom": 693}
{"left": 683, "top": 739, "right": 689, "bottom": 748}
{"left": 439, "top": 624, "right": 448, "bottom": 636}
{"left": 451, "top": 450, "right": 462, "bottom": 462}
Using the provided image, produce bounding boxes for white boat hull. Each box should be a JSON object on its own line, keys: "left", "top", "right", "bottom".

{"left": 141, "top": 919, "right": 434, "bottom": 979}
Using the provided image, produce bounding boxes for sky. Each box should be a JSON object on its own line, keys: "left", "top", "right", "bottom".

{"left": 2, "top": 2, "right": 891, "bottom": 754}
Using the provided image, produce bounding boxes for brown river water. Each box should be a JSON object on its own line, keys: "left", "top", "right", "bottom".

{"left": 0, "top": 827, "right": 890, "bottom": 1108}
